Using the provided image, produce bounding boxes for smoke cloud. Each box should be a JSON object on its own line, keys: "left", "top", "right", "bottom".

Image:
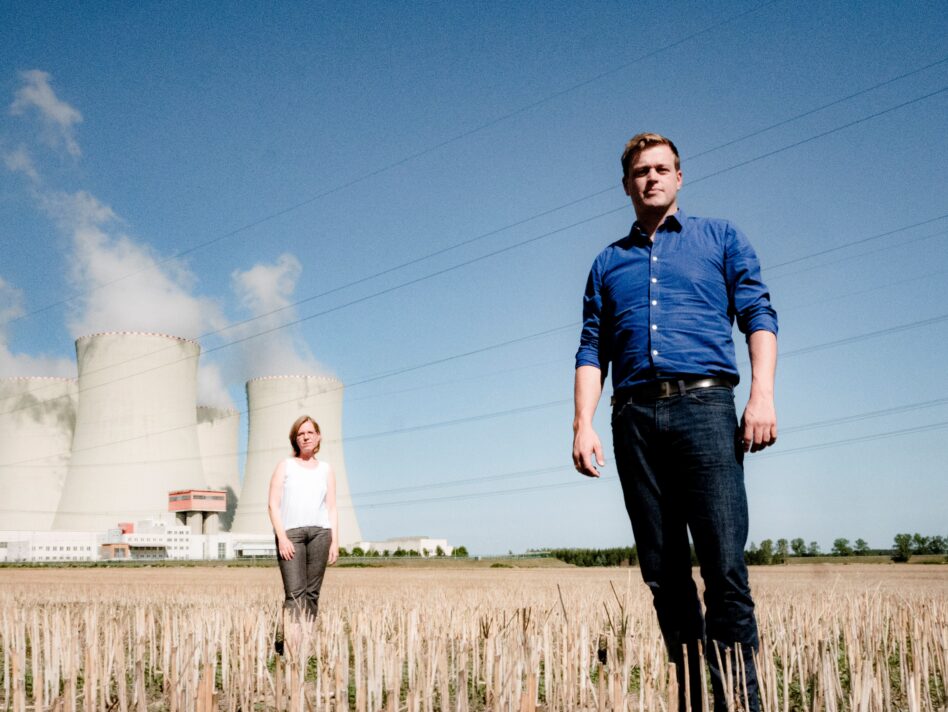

{"left": 230, "top": 254, "right": 330, "bottom": 379}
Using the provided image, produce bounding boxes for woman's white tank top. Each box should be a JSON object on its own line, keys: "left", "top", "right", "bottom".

{"left": 280, "top": 458, "right": 331, "bottom": 530}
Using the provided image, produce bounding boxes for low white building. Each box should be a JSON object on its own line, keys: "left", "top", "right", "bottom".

{"left": 353, "top": 536, "right": 452, "bottom": 557}
{"left": 0, "top": 530, "right": 101, "bottom": 563}
{"left": 0, "top": 519, "right": 276, "bottom": 563}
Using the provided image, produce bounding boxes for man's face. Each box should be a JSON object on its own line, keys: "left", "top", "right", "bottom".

{"left": 623, "top": 145, "right": 682, "bottom": 215}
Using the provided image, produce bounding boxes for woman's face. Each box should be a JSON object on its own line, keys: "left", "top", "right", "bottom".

{"left": 296, "top": 420, "right": 320, "bottom": 455}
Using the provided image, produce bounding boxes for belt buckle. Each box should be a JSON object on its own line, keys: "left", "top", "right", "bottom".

{"left": 658, "top": 381, "right": 676, "bottom": 398}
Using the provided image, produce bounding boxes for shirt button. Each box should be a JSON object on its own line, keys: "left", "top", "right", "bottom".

{"left": 652, "top": 349, "right": 659, "bottom": 356}
{"left": 651, "top": 300, "right": 657, "bottom": 306}
{"left": 652, "top": 256, "right": 658, "bottom": 262}
{"left": 651, "top": 277, "right": 657, "bottom": 283}
{"left": 651, "top": 324, "right": 658, "bottom": 331}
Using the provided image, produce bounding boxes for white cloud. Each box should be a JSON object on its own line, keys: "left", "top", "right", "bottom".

{"left": 0, "top": 276, "right": 75, "bottom": 378}
{"left": 3, "top": 145, "right": 40, "bottom": 183}
{"left": 229, "top": 254, "right": 330, "bottom": 379}
{"left": 10, "top": 70, "right": 83, "bottom": 157}
{"left": 39, "top": 189, "right": 118, "bottom": 233}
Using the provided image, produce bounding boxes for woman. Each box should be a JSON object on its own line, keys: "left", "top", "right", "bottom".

{"left": 268, "top": 415, "right": 339, "bottom": 654}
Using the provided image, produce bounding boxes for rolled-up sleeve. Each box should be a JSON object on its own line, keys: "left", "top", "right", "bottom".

{"left": 575, "top": 258, "right": 611, "bottom": 373}
{"left": 725, "top": 223, "right": 778, "bottom": 338}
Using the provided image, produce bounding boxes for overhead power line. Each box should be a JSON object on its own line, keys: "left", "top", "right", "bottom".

{"left": 686, "top": 54, "right": 948, "bottom": 162}
{"left": 7, "top": 0, "right": 781, "bottom": 328}
{"left": 769, "top": 218, "right": 948, "bottom": 272}
{"left": 4, "top": 304, "right": 948, "bottom": 467}
{"left": 7, "top": 69, "right": 946, "bottom": 415}
{"left": 341, "top": 413, "right": 948, "bottom": 510}
{"left": 4, "top": 78, "right": 947, "bottom": 428}
{"left": 687, "top": 85, "right": 948, "bottom": 187}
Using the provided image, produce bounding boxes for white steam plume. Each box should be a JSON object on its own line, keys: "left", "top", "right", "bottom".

{"left": 230, "top": 254, "right": 330, "bottom": 379}
{"left": 5, "top": 69, "right": 233, "bottom": 406}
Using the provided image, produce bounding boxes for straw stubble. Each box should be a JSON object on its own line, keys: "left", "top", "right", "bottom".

{"left": 0, "top": 565, "right": 945, "bottom": 710}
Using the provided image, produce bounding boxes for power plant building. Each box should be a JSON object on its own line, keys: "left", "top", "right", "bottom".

{"left": 54, "top": 332, "right": 207, "bottom": 531}
{"left": 2, "top": 332, "right": 375, "bottom": 553}
{"left": 231, "top": 375, "right": 362, "bottom": 546}
{"left": 0, "top": 377, "right": 78, "bottom": 530}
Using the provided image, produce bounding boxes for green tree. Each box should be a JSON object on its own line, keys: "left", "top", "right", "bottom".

{"left": 435, "top": 545, "right": 445, "bottom": 557}
{"left": 338, "top": 547, "right": 349, "bottom": 558}
{"left": 892, "top": 533, "right": 912, "bottom": 562}
{"left": 807, "top": 541, "right": 821, "bottom": 557}
{"left": 854, "top": 538, "right": 870, "bottom": 556}
{"left": 453, "top": 545, "right": 469, "bottom": 558}
{"left": 351, "top": 546, "right": 365, "bottom": 557}
{"left": 832, "top": 538, "right": 853, "bottom": 556}
{"left": 745, "top": 542, "right": 772, "bottom": 565}
{"left": 927, "top": 535, "right": 946, "bottom": 555}
{"left": 774, "top": 539, "right": 789, "bottom": 564}
{"left": 790, "top": 538, "right": 806, "bottom": 557}
{"left": 911, "top": 533, "right": 930, "bottom": 555}
{"left": 393, "top": 547, "right": 406, "bottom": 557}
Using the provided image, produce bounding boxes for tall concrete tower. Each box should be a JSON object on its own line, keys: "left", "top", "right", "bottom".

{"left": 196, "top": 405, "right": 240, "bottom": 530}
{"left": 231, "top": 375, "right": 361, "bottom": 546}
{"left": 0, "top": 377, "right": 78, "bottom": 530}
{"left": 54, "top": 332, "right": 207, "bottom": 530}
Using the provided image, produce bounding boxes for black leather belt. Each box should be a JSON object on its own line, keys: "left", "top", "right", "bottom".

{"left": 612, "top": 376, "right": 734, "bottom": 406}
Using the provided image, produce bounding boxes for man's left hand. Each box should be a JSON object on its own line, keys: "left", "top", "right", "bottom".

{"left": 740, "top": 394, "right": 777, "bottom": 453}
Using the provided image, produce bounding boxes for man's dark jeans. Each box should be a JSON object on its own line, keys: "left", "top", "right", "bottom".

{"left": 276, "top": 525, "right": 332, "bottom": 620}
{"left": 612, "top": 385, "right": 760, "bottom": 712}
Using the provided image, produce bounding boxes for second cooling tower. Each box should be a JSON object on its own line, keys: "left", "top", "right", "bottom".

{"left": 54, "top": 332, "right": 207, "bottom": 530}
{"left": 0, "top": 377, "right": 78, "bottom": 530}
{"left": 231, "top": 375, "right": 361, "bottom": 546}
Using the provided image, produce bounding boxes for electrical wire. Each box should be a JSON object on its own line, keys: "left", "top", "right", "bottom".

{"left": 6, "top": 78, "right": 945, "bottom": 414}
{"left": 5, "top": 0, "right": 782, "bottom": 328}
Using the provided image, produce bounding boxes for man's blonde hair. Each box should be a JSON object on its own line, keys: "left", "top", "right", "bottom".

{"left": 621, "top": 133, "right": 680, "bottom": 180}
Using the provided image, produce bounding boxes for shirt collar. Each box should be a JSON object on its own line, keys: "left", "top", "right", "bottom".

{"left": 629, "top": 209, "right": 685, "bottom": 240}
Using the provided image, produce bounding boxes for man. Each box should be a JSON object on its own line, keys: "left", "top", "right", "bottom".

{"left": 572, "top": 133, "right": 777, "bottom": 712}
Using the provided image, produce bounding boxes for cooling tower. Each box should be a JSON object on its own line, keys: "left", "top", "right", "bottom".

{"left": 231, "top": 376, "right": 361, "bottom": 546}
{"left": 196, "top": 405, "right": 240, "bottom": 530}
{"left": 0, "top": 377, "right": 78, "bottom": 530}
{"left": 54, "top": 332, "right": 207, "bottom": 530}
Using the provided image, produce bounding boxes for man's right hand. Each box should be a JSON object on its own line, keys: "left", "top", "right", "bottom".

{"left": 572, "top": 424, "right": 605, "bottom": 478}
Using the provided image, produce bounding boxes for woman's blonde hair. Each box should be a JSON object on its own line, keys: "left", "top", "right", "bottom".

{"left": 289, "top": 415, "right": 321, "bottom": 456}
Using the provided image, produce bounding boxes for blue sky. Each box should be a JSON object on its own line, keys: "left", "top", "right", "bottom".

{"left": 1, "top": 1, "right": 946, "bottom": 554}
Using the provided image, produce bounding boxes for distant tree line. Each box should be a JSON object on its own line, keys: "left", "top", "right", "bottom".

{"left": 549, "top": 547, "right": 637, "bottom": 567}
{"left": 744, "top": 533, "right": 947, "bottom": 565}
{"left": 891, "top": 533, "right": 946, "bottom": 562}
{"left": 338, "top": 545, "right": 468, "bottom": 558}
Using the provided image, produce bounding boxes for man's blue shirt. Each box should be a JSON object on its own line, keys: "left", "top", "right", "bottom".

{"left": 575, "top": 210, "right": 777, "bottom": 395}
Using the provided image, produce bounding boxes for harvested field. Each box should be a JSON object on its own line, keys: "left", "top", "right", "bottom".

{"left": 1, "top": 564, "right": 945, "bottom": 710}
